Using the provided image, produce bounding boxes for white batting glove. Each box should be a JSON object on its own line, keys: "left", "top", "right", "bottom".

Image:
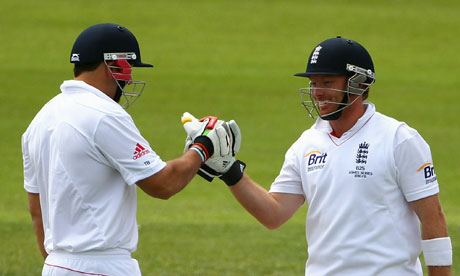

{"left": 204, "top": 120, "right": 241, "bottom": 172}
{"left": 181, "top": 112, "right": 232, "bottom": 159}
{"left": 181, "top": 112, "right": 205, "bottom": 142}
{"left": 200, "top": 120, "right": 246, "bottom": 186}
{"left": 181, "top": 113, "right": 245, "bottom": 184}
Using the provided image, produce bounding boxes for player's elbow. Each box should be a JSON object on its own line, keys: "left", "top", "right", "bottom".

{"left": 144, "top": 186, "right": 178, "bottom": 200}
{"left": 264, "top": 221, "right": 283, "bottom": 230}
{"left": 258, "top": 217, "right": 284, "bottom": 230}
{"left": 154, "top": 188, "right": 176, "bottom": 200}
{"left": 248, "top": 207, "right": 287, "bottom": 230}
{"left": 155, "top": 194, "right": 172, "bottom": 200}
{"left": 137, "top": 178, "right": 177, "bottom": 200}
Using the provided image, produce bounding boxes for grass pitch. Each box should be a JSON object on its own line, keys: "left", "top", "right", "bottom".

{"left": 1, "top": 0, "right": 459, "bottom": 275}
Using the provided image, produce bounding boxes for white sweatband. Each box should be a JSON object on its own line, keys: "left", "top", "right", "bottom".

{"left": 421, "top": 237, "right": 452, "bottom": 266}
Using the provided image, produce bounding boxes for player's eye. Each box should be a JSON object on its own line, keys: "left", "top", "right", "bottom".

{"left": 322, "top": 80, "right": 335, "bottom": 87}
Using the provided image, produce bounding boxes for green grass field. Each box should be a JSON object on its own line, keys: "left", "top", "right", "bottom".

{"left": 1, "top": 0, "right": 459, "bottom": 275}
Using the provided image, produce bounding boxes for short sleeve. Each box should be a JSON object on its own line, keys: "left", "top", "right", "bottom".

{"left": 94, "top": 114, "right": 166, "bottom": 185}
{"left": 269, "top": 142, "right": 305, "bottom": 196}
{"left": 22, "top": 132, "right": 39, "bottom": 193}
{"left": 394, "top": 125, "right": 439, "bottom": 202}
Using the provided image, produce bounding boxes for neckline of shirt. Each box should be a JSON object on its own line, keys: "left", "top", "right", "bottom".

{"left": 60, "top": 80, "right": 115, "bottom": 104}
{"left": 313, "top": 102, "right": 376, "bottom": 147}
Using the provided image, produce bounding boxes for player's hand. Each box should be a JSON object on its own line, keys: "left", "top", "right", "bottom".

{"left": 181, "top": 113, "right": 244, "bottom": 184}
{"left": 199, "top": 157, "right": 246, "bottom": 186}
{"left": 181, "top": 112, "right": 209, "bottom": 143}
{"left": 203, "top": 119, "right": 241, "bottom": 172}
{"left": 198, "top": 119, "right": 245, "bottom": 185}
{"left": 181, "top": 112, "right": 232, "bottom": 160}
{"left": 224, "top": 120, "right": 241, "bottom": 156}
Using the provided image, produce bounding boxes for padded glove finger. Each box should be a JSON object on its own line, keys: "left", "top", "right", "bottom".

{"left": 227, "top": 120, "right": 241, "bottom": 155}
{"left": 214, "top": 125, "right": 232, "bottom": 157}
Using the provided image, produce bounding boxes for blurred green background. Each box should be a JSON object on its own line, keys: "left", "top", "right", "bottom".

{"left": 1, "top": 0, "right": 459, "bottom": 275}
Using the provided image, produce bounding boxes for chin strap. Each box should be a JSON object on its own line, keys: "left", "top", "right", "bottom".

{"left": 320, "top": 92, "right": 349, "bottom": 121}
{"left": 113, "top": 80, "right": 126, "bottom": 102}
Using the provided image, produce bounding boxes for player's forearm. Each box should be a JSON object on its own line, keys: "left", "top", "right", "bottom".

{"left": 410, "top": 195, "right": 452, "bottom": 275}
{"left": 138, "top": 150, "right": 202, "bottom": 199}
{"left": 428, "top": 265, "right": 451, "bottom": 276}
{"left": 229, "top": 174, "right": 285, "bottom": 229}
{"left": 28, "top": 193, "right": 48, "bottom": 259}
{"left": 422, "top": 215, "right": 451, "bottom": 276}
{"left": 32, "top": 216, "right": 48, "bottom": 259}
{"left": 420, "top": 211, "right": 449, "bottom": 240}
{"left": 410, "top": 195, "right": 449, "bottom": 239}
{"left": 164, "top": 150, "right": 202, "bottom": 194}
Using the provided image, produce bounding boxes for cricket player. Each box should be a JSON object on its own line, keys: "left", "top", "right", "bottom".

{"left": 186, "top": 37, "right": 452, "bottom": 275}
{"left": 22, "top": 23, "right": 237, "bottom": 276}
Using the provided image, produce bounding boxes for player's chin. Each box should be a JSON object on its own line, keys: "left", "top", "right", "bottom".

{"left": 318, "top": 105, "right": 336, "bottom": 115}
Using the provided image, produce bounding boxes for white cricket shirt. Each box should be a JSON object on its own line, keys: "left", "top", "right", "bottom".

{"left": 22, "top": 80, "right": 166, "bottom": 254}
{"left": 269, "top": 103, "right": 439, "bottom": 276}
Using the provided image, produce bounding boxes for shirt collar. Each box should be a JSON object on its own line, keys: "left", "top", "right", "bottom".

{"left": 60, "top": 80, "right": 115, "bottom": 103}
{"left": 312, "top": 102, "right": 376, "bottom": 141}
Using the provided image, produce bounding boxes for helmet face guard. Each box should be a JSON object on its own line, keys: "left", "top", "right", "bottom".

{"left": 299, "top": 64, "right": 375, "bottom": 120}
{"left": 104, "top": 52, "right": 146, "bottom": 109}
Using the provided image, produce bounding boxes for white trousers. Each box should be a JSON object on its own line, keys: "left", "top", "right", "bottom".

{"left": 42, "top": 249, "right": 141, "bottom": 276}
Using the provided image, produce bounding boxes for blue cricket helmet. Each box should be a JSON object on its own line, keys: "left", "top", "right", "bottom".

{"left": 295, "top": 36, "right": 374, "bottom": 80}
{"left": 70, "top": 23, "right": 153, "bottom": 68}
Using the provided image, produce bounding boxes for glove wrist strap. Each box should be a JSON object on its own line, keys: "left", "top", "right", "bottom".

{"left": 220, "top": 160, "right": 246, "bottom": 186}
{"left": 193, "top": 136, "right": 214, "bottom": 161}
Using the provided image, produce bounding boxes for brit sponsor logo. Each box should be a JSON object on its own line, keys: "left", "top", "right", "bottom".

{"left": 417, "top": 162, "right": 437, "bottom": 184}
{"left": 349, "top": 141, "right": 373, "bottom": 178}
{"left": 133, "top": 143, "right": 150, "bottom": 160}
{"left": 305, "top": 150, "right": 327, "bottom": 172}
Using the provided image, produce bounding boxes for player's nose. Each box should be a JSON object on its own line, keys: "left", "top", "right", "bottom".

{"left": 312, "top": 87, "right": 328, "bottom": 100}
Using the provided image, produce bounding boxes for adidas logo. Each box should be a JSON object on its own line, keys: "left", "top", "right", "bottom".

{"left": 133, "top": 143, "right": 150, "bottom": 160}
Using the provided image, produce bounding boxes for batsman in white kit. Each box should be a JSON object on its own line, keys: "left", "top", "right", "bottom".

{"left": 191, "top": 37, "right": 452, "bottom": 275}
{"left": 22, "top": 23, "right": 241, "bottom": 276}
